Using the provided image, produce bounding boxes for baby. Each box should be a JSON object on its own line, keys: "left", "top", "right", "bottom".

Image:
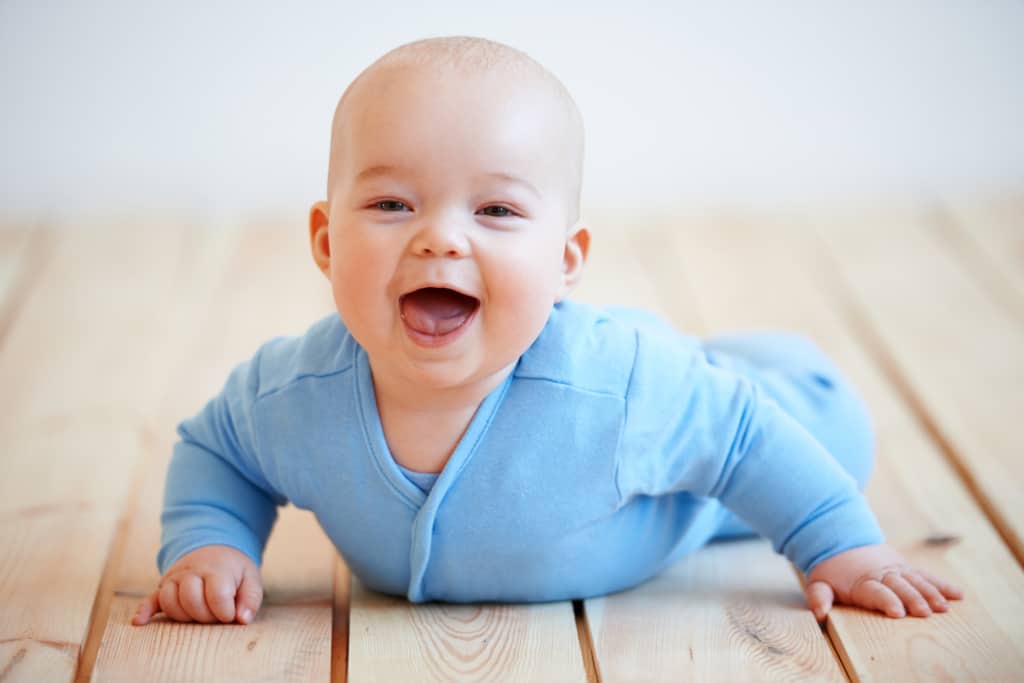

{"left": 133, "top": 36, "right": 961, "bottom": 627}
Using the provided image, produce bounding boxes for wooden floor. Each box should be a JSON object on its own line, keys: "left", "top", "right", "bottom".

{"left": 1, "top": 197, "right": 1022, "bottom": 682}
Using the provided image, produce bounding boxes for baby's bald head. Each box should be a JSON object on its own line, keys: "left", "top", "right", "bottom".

{"left": 326, "top": 36, "right": 585, "bottom": 224}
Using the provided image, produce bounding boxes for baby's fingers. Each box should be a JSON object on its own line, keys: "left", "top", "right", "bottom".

{"left": 917, "top": 569, "right": 964, "bottom": 601}
{"left": 179, "top": 574, "right": 217, "bottom": 623}
{"left": 132, "top": 590, "right": 161, "bottom": 626}
{"left": 805, "top": 580, "right": 834, "bottom": 622}
{"left": 881, "top": 573, "right": 931, "bottom": 617}
{"left": 234, "top": 565, "right": 263, "bottom": 624}
{"left": 905, "top": 572, "right": 949, "bottom": 612}
{"left": 850, "top": 579, "right": 905, "bottom": 618}
{"left": 159, "top": 579, "right": 192, "bottom": 622}
{"left": 204, "top": 573, "right": 237, "bottom": 623}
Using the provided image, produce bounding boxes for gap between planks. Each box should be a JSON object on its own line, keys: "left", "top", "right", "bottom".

{"left": 573, "top": 600, "right": 602, "bottom": 683}
{"left": 806, "top": 223, "right": 1024, "bottom": 568}
{"left": 72, "top": 427, "right": 159, "bottom": 683}
{"left": 87, "top": 222, "right": 338, "bottom": 682}
{"left": 791, "top": 569, "right": 855, "bottom": 683}
{"left": 0, "top": 221, "right": 240, "bottom": 682}
{"left": 695, "top": 210, "right": 1021, "bottom": 677}
{"left": 579, "top": 216, "right": 849, "bottom": 682}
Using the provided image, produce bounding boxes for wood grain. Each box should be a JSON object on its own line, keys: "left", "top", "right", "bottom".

{"left": 0, "top": 220, "right": 226, "bottom": 683}
{"left": 813, "top": 205, "right": 1024, "bottom": 566}
{"left": 97, "top": 597, "right": 331, "bottom": 683}
{"left": 5, "top": 200, "right": 1022, "bottom": 682}
{"left": 587, "top": 541, "right": 845, "bottom": 682}
{"left": 93, "top": 219, "right": 338, "bottom": 683}
{"left": 112, "top": 220, "right": 334, "bottom": 599}
{"left": 578, "top": 213, "right": 847, "bottom": 683}
{"left": 664, "top": 211, "right": 1024, "bottom": 681}
{"left": 348, "top": 580, "right": 588, "bottom": 683}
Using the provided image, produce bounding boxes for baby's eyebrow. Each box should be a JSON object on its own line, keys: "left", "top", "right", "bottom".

{"left": 354, "top": 165, "right": 540, "bottom": 199}
{"left": 354, "top": 164, "right": 410, "bottom": 184}
{"left": 482, "top": 171, "right": 541, "bottom": 200}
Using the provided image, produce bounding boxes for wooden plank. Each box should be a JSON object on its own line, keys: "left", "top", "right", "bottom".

{"left": 348, "top": 580, "right": 588, "bottom": 683}
{"left": 577, "top": 214, "right": 847, "bottom": 682}
{"left": 0, "top": 220, "right": 229, "bottom": 683}
{"left": 939, "top": 195, "right": 1024, "bottom": 320}
{"left": 96, "top": 599, "right": 328, "bottom": 683}
{"left": 111, "top": 220, "right": 334, "bottom": 599}
{"left": 93, "top": 220, "right": 339, "bottom": 682}
{"left": 665, "top": 211, "right": 1024, "bottom": 680}
{"left": 813, "top": 204, "right": 1024, "bottom": 565}
{"left": 587, "top": 541, "right": 845, "bottom": 682}
{"left": 576, "top": 212, "right": 703, "bottom": 333}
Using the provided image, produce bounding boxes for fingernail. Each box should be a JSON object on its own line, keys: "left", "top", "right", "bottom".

{"left": 239, "top": 608, "right": 252, "bottom": 623}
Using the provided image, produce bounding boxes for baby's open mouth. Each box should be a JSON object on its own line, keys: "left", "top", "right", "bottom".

{"left": 399, "top": 287, "right": 480, "bottom": 337}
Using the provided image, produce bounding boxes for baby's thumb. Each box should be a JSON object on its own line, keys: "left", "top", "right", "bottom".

{"left": 235, "top": 565, "right": 263, "bottom": 624}
{"left": 806, "top": 580, "right": 834, "bottom": 622}
{"left": 132, "top": 589, "right": 161, "bottom": 626}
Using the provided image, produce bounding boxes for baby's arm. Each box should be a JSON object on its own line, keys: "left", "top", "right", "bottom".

{"left": 702, "top": 396, "right": 963, "bottom": 620}
{"left": 133, "top": 545, "right": 263, "bottom": 625}
{"left": 804, "top": 543, "right": 962, "bottom": 621}
{"left": 619, "top": 333, "right": 963, "bottom": 621}
{"left": 134, "top": 348, "right": 287, "bottom": 625}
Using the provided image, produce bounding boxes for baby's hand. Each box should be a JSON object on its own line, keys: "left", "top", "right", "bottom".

{"left": 132, "top": 545, "right": 263, "bottom": 626}
{"left": 805, "top": 543, "right": 962, "bottom": 621}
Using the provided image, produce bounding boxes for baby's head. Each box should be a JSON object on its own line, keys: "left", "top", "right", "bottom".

{"left": 309, "top": 36, "right": 590, "bottom": 395}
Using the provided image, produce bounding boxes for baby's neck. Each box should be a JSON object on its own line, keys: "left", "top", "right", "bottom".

{"left": 368, "top": 360, "right": 516, "bottom": 473}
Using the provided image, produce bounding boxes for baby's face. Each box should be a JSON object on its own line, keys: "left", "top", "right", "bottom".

{"left": 311, "top": 64, "right": 587, "bottom": 393}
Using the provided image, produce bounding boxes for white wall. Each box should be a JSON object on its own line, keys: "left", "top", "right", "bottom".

{"left": 2, "top": 1, "right": 1022, "bottom": 218}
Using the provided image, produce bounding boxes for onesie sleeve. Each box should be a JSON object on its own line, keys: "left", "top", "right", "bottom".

{"left": 615, "top": 329, "right": 884, "bottom": 574}
{"left": 157, "top": 343, "right": 288, "bottom": 574}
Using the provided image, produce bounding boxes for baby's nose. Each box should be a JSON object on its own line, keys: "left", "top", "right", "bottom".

{"left": 410, "top": 223, "right": 471, "bottom": 258}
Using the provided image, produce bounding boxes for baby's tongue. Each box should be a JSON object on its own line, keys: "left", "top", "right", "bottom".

{"left": 400, "top": 288, "right": 478, "bottom": 336}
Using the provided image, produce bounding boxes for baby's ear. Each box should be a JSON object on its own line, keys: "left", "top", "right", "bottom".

{"left": 556, "top": 222, "right": 590, "bottom": 301}
{"left": 308, "top": 201, "right": 331, "bottom": 278}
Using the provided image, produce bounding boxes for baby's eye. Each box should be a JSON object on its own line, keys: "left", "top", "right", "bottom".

{"left": 375, "top": 200, "right": 409, "bottom": 212}
{"left": 479, "top": 206, "right": 513, "bottom": 217}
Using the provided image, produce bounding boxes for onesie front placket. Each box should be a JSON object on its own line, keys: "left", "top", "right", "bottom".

{"left": 353, "top": 347, "right": 515, "bottom": 602}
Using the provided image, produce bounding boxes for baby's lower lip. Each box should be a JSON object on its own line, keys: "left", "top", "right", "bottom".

{"left": 401, "top": 306, "right": 478, "bottom": 348}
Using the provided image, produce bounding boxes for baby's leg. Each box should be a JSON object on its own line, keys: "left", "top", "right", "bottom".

{"left": 701, "top": 331, "right": 876, "bottom": 539}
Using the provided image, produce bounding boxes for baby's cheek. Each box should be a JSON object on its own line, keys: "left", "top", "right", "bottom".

{"left": 331, "top": 265, "right": 387, "bottom": 339}
{"left": 487, "top": 274, "right": 558, "bottom": 350}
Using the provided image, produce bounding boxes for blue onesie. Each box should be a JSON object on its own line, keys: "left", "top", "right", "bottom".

{"left": 158, "top": 300, "right": 883, "bottom": 603}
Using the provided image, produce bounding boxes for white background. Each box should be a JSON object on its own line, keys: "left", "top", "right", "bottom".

{"left": 2, "top": 1, "right": 1022, "bottom": 219}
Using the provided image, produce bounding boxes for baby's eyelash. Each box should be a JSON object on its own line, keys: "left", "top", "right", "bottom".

{"left": 374, "top": 200, "right": 409, "bottom": 211}
{"left": 369, "top": 201, "right": 517, "bottom": 217}
{"left": 479, "top": 205, "right": 516, "bottom": 217}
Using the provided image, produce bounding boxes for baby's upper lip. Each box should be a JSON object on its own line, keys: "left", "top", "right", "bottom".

{"left": 398, "top": 281, "right": 480, "bottom": 302}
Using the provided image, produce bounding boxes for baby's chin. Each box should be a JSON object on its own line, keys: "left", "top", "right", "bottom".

{"left": 395, "top": 353, "right": 516, "bottom": 395}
